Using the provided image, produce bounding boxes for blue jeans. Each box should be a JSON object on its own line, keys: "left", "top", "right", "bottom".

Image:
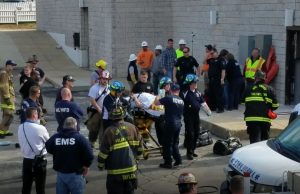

{"left": 56, "top": 172, "right": 85, "bottom": 194}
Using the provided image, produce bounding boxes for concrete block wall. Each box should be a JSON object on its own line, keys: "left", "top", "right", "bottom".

{"left": 109, "top": 0, "right": 173, "bottom": 78}
{"left": 36, "top": 0, "right": 81, "bottom": 48}
{"left": 171, "top": 0, "right": 300, "bottom": 103}
{"left": 36, "top": 0, "right": 300, "bottom": 103}
{"left": 85, "top": 0, "right": 113, "bottom": 73}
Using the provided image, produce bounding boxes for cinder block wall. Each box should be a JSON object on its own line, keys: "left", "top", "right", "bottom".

{"left": 36, "top": 0, "right": 81, "bottom": 47}
{"left": 171, "top": 0, "right": 300, "bottom": 103}
{"left": 37, "top": 0, "right": 300, "bottom": 103}
{"left": 109, "top": 0, "right": 173, "bottom": 78}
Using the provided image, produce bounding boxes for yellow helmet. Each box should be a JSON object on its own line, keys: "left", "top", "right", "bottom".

{"left": 95, "top": 59, "right": 107, "bottom": 69}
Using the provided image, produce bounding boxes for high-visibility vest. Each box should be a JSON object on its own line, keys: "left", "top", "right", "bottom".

{"left": 176, "top": 49, "right": 183, "bottom": 59}
{"left": 244, "top": 57, "right": 265, "bottom": 80}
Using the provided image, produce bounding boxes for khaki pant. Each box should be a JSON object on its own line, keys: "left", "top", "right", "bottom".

{"left": 86, "top": 111, "right": 103, "bottom": 144}
{"left": 0, "top": 109, "right": 14, "bottom": 134}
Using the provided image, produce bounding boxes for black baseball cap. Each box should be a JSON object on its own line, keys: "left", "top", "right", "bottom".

{"left": 63, "top": 75, "right": 75, "bottom": 83}
{"left": 5, "top": 60, "right": 17, "bottom": 66}
{"left": 171, "top": 83, "right": 180, "bottom": 91}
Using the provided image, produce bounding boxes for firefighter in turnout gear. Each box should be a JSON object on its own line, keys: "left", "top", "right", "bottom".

{"left": 98, "top": 105, "right": 143, "bottom": 194}
{"left": 0, "top": 60, "right": 17, "bottom": 138}
{"left": 243, "top": 70, "right": 279, "bottom": 144}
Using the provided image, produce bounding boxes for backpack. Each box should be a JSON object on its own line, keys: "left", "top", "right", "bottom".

{"left": 196, "top": 130, "right": 213, "bottom": 147}
{"left": 213, "top": 137, "right": 242, "bottom": 156}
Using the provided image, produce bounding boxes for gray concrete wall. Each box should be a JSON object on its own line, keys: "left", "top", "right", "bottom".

{"left": 110, "top": 0, "right": 173, "bottom": 77}
{"left": 36, "top": 0, "right": 300, "bottom": 103}
{"left": 37, "top": 0, "right": 81, "bottom": 48}
{"left": 171, "top": 0, "right": 300, "bottom": 102}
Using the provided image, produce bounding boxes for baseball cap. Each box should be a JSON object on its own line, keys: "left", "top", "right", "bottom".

{"left": 27, "top": 55, "right": 39, "bottom": 63}
{"left": 155, "top": 45, "right": 163, "bottom": 50}
{"left": 171, "top": 83, "right": 180, "bottom": 91}
{"left": 5, "top": 60, "right": 17, "bottom": 66}
{"left": 63, "top": 75, "right": 75, "bottom": 83}
{"left": 177, "top": 173, "right": 197, "bottom": 185}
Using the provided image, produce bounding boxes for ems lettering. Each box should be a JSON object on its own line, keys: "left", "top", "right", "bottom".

{"left": 55, "top": 108, "right": 70, "bottom": 113}
{"left": 55, "top": 138, "right": 75, "bottom": 145}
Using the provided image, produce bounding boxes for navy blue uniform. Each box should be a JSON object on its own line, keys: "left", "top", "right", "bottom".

{"left": 226, "top": 59, "right": 243, "bottom": 110}
{"left": 207, "top": 58, "right": 225, "bottom": 112}
{"left": 55, "top": 100, "right": 83, "bottom": 131}
{"left": 20, "top": 98, "right": 39, "bottom": 124}
{"left": 45, "top": 128, "right": 94, "bottom": 173}
{"left": 102, "top": 94, "right": 128, "bottom": 130}
{"left": 159, "top": 95, "right": 184, "bottom": 165}
{"left": 181, "top": 90, "right": 204, "bottom": 157}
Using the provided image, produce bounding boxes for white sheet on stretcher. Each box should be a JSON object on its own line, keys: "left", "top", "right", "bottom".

{"left": 133, "top": 93, "right": 164, "bottom": 117}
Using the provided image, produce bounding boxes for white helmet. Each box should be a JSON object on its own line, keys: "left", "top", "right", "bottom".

{"left": 128, "top": 54, "right": 137, "bottom": 62}
{"left": 141, "top": 41, "right": 148, "bottom": 47}
{"left": 178, "top": 39, "right": 186, "bottom": 45}
{"left": 155, "top": 45, "right": 163, "bottom": 50}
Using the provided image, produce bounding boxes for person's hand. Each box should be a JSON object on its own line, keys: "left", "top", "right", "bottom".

{"left": 162, "top": 68, "right": 167, "bottom": 75}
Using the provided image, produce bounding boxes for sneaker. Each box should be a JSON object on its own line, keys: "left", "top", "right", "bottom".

{"left": 186, "top": 154, "right": 193, "bottom": 160}
{"left": 159, "top": 163, "right": 173, "bottom": 169}
{"left": 173, "top": 161, "right": 182, "bottom": 167}
{"left": 4, "top": 132, "right": 13, "bottom": 136}
{"left": 192, "top": 153, "right": 198, "bottom": 157}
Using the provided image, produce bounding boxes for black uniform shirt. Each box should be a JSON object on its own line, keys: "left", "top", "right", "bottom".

{"left": 132, "top": 81, "right": 154, "bottom": 94}
{"left": 207, "top": 58, "right": 225, "bottom": 79}
{"left": 175, "top": 56, "right": 199, "bottom": 80}
{"left": 159, "top": 95, "right": 184, "bottom": 124}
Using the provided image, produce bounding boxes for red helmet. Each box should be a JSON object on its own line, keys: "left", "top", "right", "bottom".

{"left": 100, "top": 70, "right": 112, "bottom": 80}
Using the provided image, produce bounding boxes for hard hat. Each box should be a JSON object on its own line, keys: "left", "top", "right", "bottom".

{"left": 100, "top": 70, "right": 112, "bottom": 80}
{"left": 177, "top": 173, "right": 197, "bottom": 185}
{"left": 108, "top": 105, "right": 126, "bottom": 120}
{"left": 178, "top": 39, "right": 186, "bottom": 45}
{"left": 95, "top": 59, "right": 107, "bottom": 69}
{"left": 183, "top": 74, "right": 199, "bottom": 85}
{"left": 159, "top": 76, "right": 172, "bottom": 89}
{"left": 141, "top": 41, "right": 148, "bottom": 47}
{"left": 129, "top": 54, "right": 137, "bottom": 62}
{"left": 109, "top": 81, "right": 125, "bottom": 93}
{"left": 155, "top": 45, "right": 163, "bottom": 50}
{"left": 255, "top": 70, "right": 266, "bottom": 80}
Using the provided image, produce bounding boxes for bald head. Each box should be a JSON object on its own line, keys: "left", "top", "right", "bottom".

{"left": 61, "top": 88, "right": 72, "bottom": 101}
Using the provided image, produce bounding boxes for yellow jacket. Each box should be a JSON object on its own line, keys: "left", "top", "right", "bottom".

{"left": 0, "top": 70, "right": 15, "bottom": 110}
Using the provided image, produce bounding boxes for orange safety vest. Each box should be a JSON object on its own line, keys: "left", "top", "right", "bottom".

{"left": 245, "top": 57, "right": 265, "bottom": 80}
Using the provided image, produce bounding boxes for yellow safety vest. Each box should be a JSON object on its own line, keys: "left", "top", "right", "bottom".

{"left": 245, "top": 57, "right": 265, "bottom": 80}
{"left": 176, "top": 49, "right": 183, "bottom": 59}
